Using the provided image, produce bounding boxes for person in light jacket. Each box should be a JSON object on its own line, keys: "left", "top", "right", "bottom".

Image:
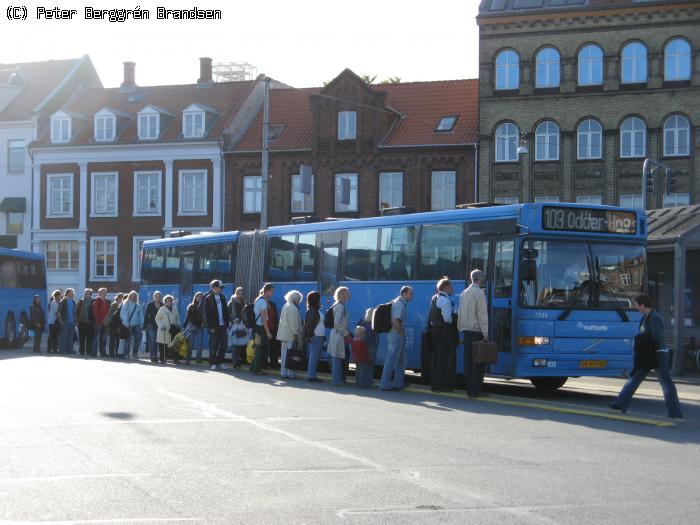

{"left": 457, "top": 269, "right": 490, "bottom": 398}
{"left": 156, "top": 295, "right": 181, "bottom": 364}
{"left": 276, "top": 290, "right": 303, "bottom": 380}
{"left": 327, "top": 287, "right": 351, "bottom": 386}
{"left": 47, "top": 290, "right": 62, "bottom": 354}
{"left": 119, "top": 291, "right": 144, "bottom": 359}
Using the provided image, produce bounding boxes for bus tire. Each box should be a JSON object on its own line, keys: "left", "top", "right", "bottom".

{"left": 4, "top": 314, "right": 16, "bottom": 349}
{"left": 530, "top": 377, "right": 568, "bottom": 390}
{"left": 16, "top": 314, "right": 29, "bottom": 348}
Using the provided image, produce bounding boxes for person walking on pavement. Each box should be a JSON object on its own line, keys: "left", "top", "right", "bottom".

{"left": 47, "top": 290, "right": 62, "bottom": 354}
{"left": 251, "top": 283, "right": 275, "bottom": 375}
{"left": 119, "top": 291, "right": 144, "bottom": 359}
{"left": 458, "top": 269, "right": 490, "bottom": 398}
{"left": 156, "top": 295, "right": 181, "bottom": 364}
{"left": 327, "top": 287, "right": 351, "bottom": 386}
{"left": 91, "top": 288, "right": 110, "bottom": 357}
{"left": 76, "top": 288, "right": 95, "bottom": 356}
{"left": 143, "top": 291, "right": 162, "bottom": 362}
{"left": 609, "top": 294, "right": 683, "bottom": 418}
{"left": 184, "top": 292, "right": 205, "bottom": 364}
{"left": 429, "top": 277, "right": 456, "bottom": 393}
{"left": 58, "top": 288, "right": 76, "bottom": 354}
{"left": 30, "top": 295, "right": 45, "bottom": 353}
{"left": 204, "top": 280, "right": 230, "bottom": 370}
{"left": 304, "top": 291, "right": 324, "bottom": 383}
{"left": 277, "top": 290, "right": 303, "bottom": 380}
{"left": 380, "top": 286, "right": 414, "bottom": 391}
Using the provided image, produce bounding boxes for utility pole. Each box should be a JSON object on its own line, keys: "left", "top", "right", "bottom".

{"left": 260, "top": 76, "right": 270, "bottom": 229}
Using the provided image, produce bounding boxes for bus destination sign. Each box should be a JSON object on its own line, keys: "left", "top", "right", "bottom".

{"left": 542, "top": 206, "right": 637, "bottom": 235}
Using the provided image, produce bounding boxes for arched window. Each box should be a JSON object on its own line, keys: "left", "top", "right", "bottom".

{"left": 536, "top": 47, "right": 560, "bottom": 88}
{"left": 664, "top": 115, "right": 691, "bottom": 157}
{"left": 621, "top": 42, "right": 647, "bottom": 84}
{"left": 664, "top": 39, "right": 692, "bottom": 81}
{"left": 620, "top": 117, "right": 646, "bottom": 158}
{"left": 495, "top": 50, "right": 519, "bottom": 90}
{"left": 495, "top": 123, "right": 519, "bottom": 162}
{"left": 577, "top": 119, "right": 603, "bottom": 160}
{"left": 578, "top": 45, "right": 604, "bottom": 86}
{"left": 535, "top": 121, "right": 560, "bottom": 161}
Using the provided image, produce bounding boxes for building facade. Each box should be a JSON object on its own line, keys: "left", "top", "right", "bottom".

{"left": 226, "top": 69, "right": 478, "bottom": 231}
{"left": 477, "top": 0, "right": 700, "bottom": 207}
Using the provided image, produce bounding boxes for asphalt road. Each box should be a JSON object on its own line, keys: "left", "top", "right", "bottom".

{"left": 1, "top": 348, "right": 699, "bottom": 524}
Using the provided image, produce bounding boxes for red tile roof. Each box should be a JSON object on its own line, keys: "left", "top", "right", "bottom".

{"left": 232, "top": 78, "right": 478, "bottom": 152}
{"left": 0, "top": 58, "right": 84, "bottom": 121}
{"left": 33, "top": 79, "right": 256, "bottom": 146}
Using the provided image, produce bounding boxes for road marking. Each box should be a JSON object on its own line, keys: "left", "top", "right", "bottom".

{"left": 0, "top": 473, "right": 151, "bottom": 483}
{"left": 252, "top": 467, "right": 376, "bottom": 474}
{"left": 2, "top": 519, "right": 202, "bottom": 524}
{"left": 0, "top": 418, "right": 244, "bottom": 430}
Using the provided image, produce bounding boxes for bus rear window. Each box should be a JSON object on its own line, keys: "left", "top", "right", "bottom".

{"left": 141, "top": 248, "right": 164, "bottom": 285}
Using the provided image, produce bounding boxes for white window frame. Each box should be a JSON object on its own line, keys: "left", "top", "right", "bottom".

{"left": 94, "top": 114, "right": 116, "bottom": 142}
{"left": 183, "top": 110, "right": 205, "bottom": 138}
{"left": 337, "top": 111, "right": 357, "bottom": 140}
{"left": 291, "top": 174, "right": 314, "bottom": 214}
{"left": 621, "top": 42, "right": 648, "bottom": 84}
{"left": 46, "top": 173, "right": 73, "bottom": 218}
{"left": 138, "top": 112, "right": 160, "bottom": 140}
{"left": 133, "top": 171, "right": 162, "bottom": 216}
{"left": 663, "top": 115, "right": 691, "bottom": 157}
{"left": 90, "top": 236, "right": 118, "bottom": 282}
{"left": 534, "top": 196, "right": 560, "bottom": 203}
{"left": 577, "top": 195, "right": 603, "bottom": 205}
{"left": 379, "top": 172, "right": 404, "bottom": 210}
{"left": 91, "top": 171, "right": 118, "bottom": 217}
{"left": 535, "top": 121, "right": 560, "bottom": 161}
{"left": 51, "top": 118, "right": 71, "bottom": 144}
{"left": 664, "top": 38, "right": 692, "bottom": 82}
{"left": 178, "top": 169, "right": 207, "bottom": 216}
{"left": 132, "top": 236, "right": 159, "bottom": 282}
{"left": 243, "top": 176, "right": 262, "bottom": 214}
{"left": 495, "top": 123, "right": 519, "bottom": 163}
{"left": 431, "top": 171, "right": 456, "bottom": 211}
{"left": 45, "top": 240, "right": 79, "bottom": 271}
{"left": 495, "top": 50, "right": 519, "bottom": 90}
{"left": 536, "top": 47, "right": 561, "bottom": 88}
{"left": 619, "top": 194, "right": 643, "bottom": 209}
{"left": 7, "top": 139, "right": 25, "bottom": 173}
{"left": 335, "top": 173, "right": 359, "bottom": 212}
{"left": 578, "top": 44, "right": 604, "bottom": 86}
{"left": 494, "top": 196, "right": 520, "bottom": 205}
{"left": 663, "top": 193, "right": 690, "bottom": 208}
{"left": 620, "top": 117, "right": 646, "bottom": 158}
{"left": 577, "top": 119, "right": 603, "bottom": 160}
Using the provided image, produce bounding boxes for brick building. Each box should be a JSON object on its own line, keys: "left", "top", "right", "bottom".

{"left": 477, "top": 0, "right": 700, "bottom": 207}
{"left": 30, "top": 59, "right": 268, "bottom": 293}
{"left": 225, "top": 69, "right": 478, "bottom": 231}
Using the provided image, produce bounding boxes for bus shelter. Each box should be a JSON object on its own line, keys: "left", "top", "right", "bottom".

{"left": 646, "top": 205, "right": 700, "bottom": 375}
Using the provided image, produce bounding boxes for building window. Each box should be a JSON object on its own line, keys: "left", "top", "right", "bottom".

{"left": 94, "top": 115, "right": 115, "bottom": 141}
{"left": 535, "top": 121, "right": 560, "bottom": 161}
{"left": 291, "top": 173, "right": 314, "bottom": 213}
{"left": 91, "top": 237, "right": 117, "bottom": 281}
{"left": 379, "top": 172, "right": 403, "bottom": 210}
{"left": 494, "top": 196, "right": 519, "bottom": 204}
{"left": 578, "top": 44, "right": 604, "bottom": 86}
{"left": 534, "top": 196, "right": 560, "bottom": 203}
{"left": 577, "top": 195, "right": 603, "bottom": 205}
{"left": 495, "top": 50, "right": 519, "bottom": 90}
{"left": 619, "top": 194, "right": 643, "bottom": 209}
{"left": 495, "top": 122, "right": 519, "bottom": 162}
{"left": 47, "top": 174, "right": 73, "bottom": 217}
{"left": 338, "top": 111, "right": 357, "bottom": 140}
{"left": 335, "top": 173, "right": 358, "bottom": 212}
{"left": 663, "top": 193, "right": 690, "bottom": 208}
{"left": 134, "top": 171, "right": 161, "bottom": 215}
{"left": 436, "top": 116, "right": 457, "bottom": 132}
{"left": 91, "top": 172, "right": 118, "bottom": 217}
{"left": 51, "top": 118, "right": 71, "bottom": 143}
{"left": 620, "top": 117, "right": 646, "bottom": 158}
{"left": 138, "top": 113, "right": 159, "bottom": 140}
{"left": 45, "top": 240, "right": 79, "bottom": 270}
{"left": 536, "top": 47, "right": 560, "bottom": 88}
{"left": 621, "top": 42, "right": 647, "bottom": 84}
{"left": 179, "top": 170, "right": 207, "bottom": 215}
{"left": 663, "top": 115, "right": 691, "bottom": 157}
{"left": 7, "top": 140, "right": 25, "bottom": 173}
{"left": 132, "top": 236, "right": 158, "bottom": 281}
{"left": 431, "top": 171, "right": 456, "bottom": 211}
{"left": 243, "top": 176, "right": 262, "bottom": 213}
{"left": 7, "top": 212, "right": 23, "bottom": 234}
{"left": 664, "top": 38, "right": 691, "bottom": 81}
{"left": 577, "top": 119, "right": 603, "bottom": 160}
{"left": 183, "top": 111, "right": 205, "bottom": 138}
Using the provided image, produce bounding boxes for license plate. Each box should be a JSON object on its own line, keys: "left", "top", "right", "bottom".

{"left": 580, "top": 360, "right": 607, "bottom": 368}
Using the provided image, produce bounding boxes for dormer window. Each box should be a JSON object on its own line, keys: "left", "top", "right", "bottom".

{"left": 436, "top": 116, "right": 457, "bottom": 132}
{"left": 183, "top": 110, "right": 205, "bottom": 138}
{"left": 138, "top": 113, "right": 159, "bottom": 140}
{"left": 94, "top": 114, "right": 116, "bottom": 141}
{"left": 51, "top": 117, "right": 71, "bottom": 143}
{"left": 338, "top": 111, "right": 356, "bottom": 140}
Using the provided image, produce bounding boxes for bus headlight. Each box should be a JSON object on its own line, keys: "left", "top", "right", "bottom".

{"left": 518, "top": 336, "right": 550, "bottom": 346}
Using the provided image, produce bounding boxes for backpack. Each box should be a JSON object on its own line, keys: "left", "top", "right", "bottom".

{"left": 371, "top": 302, "right": 393, "bottom": 333}
{"left": 241, "top": 301, "right": 258, "bottom": 329}
{"left": 324, "top": 304, "right": 337, "bottom": 329}
{"left": 429, "top": 293, "right": 444, "bottom": 327}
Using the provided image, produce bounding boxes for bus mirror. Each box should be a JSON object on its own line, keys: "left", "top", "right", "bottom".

{"left": 521, "top": 259, "right": 537, "bottom": 282}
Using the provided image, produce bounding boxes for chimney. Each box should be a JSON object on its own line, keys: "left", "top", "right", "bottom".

{"left": 121, "top": 61, "right": 136, "bottom": 89}
{"left": 198, "top": 57, "right": 213, "bottom": 85}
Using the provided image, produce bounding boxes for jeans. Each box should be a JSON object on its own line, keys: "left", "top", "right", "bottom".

{"left": 78, "top": 322, "right": 95, "bottom": 355}
{"left": 251, "top": 326, "right": 269, "bottom": 373}
{"left": 380, "top": 332, "right": 406, "bottom": 390}
{"left": 119, "top": 326, "right": 142, "bottom": 357}
{"left": 186, "top": 327, "right": 204, "bottom": 361}
{"left": 331, "top": 356, "right": 344, "bottom": 386}
{"left": 208, "top": 326, "right": 228, "bottom": 366}
{"left": 306, "top": 336, "right": 324, "bottom": 379}
{"left": 145, "top": 325, "right": 158, "bottom": 360}
{"left": 93, "top": 325, "right": 108, "bottom": 356}
{"left": 59, "top": 322, "right": 75, "bottom": 353}
{"left": 614, "top": 351, "right": 683, "bottom": 417}
{"left": 463, "top": 331, "right": 485, "bottom": 396}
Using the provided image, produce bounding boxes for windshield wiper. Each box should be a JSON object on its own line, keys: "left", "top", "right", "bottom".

{"left": 594, "top": 257, "right": 629, "bottom": 322}
{"left": 558, "top": 256, "right": 592, "bottom": 321}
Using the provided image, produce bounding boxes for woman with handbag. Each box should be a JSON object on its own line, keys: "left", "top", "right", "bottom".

{"left": 276, "top": 290, "right": 303, "bottom": 380}
{"left": 155, "top": 295, "right": 180, "bottom": 364}
{"left": 228, "top": 287, "right": 249, "bottom": 367}
{"left": 184, "top": 292, "right": 205, "bottom": 364}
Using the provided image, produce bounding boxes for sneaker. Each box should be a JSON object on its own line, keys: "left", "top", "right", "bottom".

{"left": 210, "top": 365, "right": 217, "bottom": 370}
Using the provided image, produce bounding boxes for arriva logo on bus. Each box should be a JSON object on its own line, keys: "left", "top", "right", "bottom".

{"left": 576, "top": 322, "right": 608, "bottom": 332}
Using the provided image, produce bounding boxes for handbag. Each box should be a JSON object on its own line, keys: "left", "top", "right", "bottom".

{"left": 169, "top": 325, "right": 180, "bottom": 337}
{"left": 285, "top": 342, "right": 307, "bottom": 371}
{"left": 473, "top": 341, "right": 499, "bottom": 365}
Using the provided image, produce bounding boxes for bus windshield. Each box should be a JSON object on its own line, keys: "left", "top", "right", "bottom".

{"left": 520, "top": 240, "right": 645, "bottom": 309}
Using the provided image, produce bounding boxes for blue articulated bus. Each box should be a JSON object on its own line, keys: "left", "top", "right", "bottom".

{"left": 0, "top": 248, "right": 47, "bottom": 348}
{"left": 140, "top": 203, "right": 646, "bottom": 389}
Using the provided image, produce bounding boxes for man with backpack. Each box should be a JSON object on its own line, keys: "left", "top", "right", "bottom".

{"left": 379, "top": 286, "right": 413, "bottom": 391}
{"left": 203, "top": 279, "right": 230, "bottom": 370}
{"left": 250, "top": 283, "right": 274, "bottom": 375}
{"left": 429, "top": 277, "right": 456, "bottom": 393}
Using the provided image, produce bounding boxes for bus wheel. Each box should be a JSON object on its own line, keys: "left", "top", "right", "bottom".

{"left": 4, "top": 315, "right": 15, "bottom": 349}
{"left": 16, "top": 315, "right": 28, "bottom": 348}
{"left": 530, "top": 377, "right": 568, "bottom": 390}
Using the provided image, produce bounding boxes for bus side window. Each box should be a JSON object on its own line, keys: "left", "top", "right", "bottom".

{"left": 493, "top": 240, "right": 515, "bottom": 298}
{"left": 418, "top": 224, "right": 464, "bottom": 281}
{"left": 194, "top": 244, "right": 214, "bottom": 285}
{"left": 296, "top": 233, "right": 317, "bottom": 282}
{"left": 469, "top": 239, "right": 490, "bottom": 286}
{"left": 0, "top": 257, "right": 18, "bottom": 288}
{"left": 267, "top": 235, "right": 296, "bottom": 282}
{"left": 380, "top": 226, "right": 417, "bottom": 281}
{"left": 345, "top": 229, "right": 378, "bottom": 281}
{"left": 163, "top": 247, "right": 181, "bottom": 284}
{"left": 141, "top": 248, "right": 165, "bottom": 285}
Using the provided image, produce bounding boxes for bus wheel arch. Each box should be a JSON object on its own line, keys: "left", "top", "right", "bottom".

{"left": 530, "top": 377, "right": 568, "bottom": 390}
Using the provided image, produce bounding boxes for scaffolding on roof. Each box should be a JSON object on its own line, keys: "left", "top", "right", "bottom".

{"left": 212, "top": 62, "right": 258, "bottom": 82}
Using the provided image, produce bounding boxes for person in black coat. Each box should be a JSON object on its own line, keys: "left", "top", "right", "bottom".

{"left": 30, "top": 295, "right": 46, "bottom": 353}
{"left": 203, "top": 279, "right": 230, "bottom": 370}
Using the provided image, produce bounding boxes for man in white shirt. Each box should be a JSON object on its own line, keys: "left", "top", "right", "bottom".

{"left": 458, "top": 269, "right": 489, "bottom": 398}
